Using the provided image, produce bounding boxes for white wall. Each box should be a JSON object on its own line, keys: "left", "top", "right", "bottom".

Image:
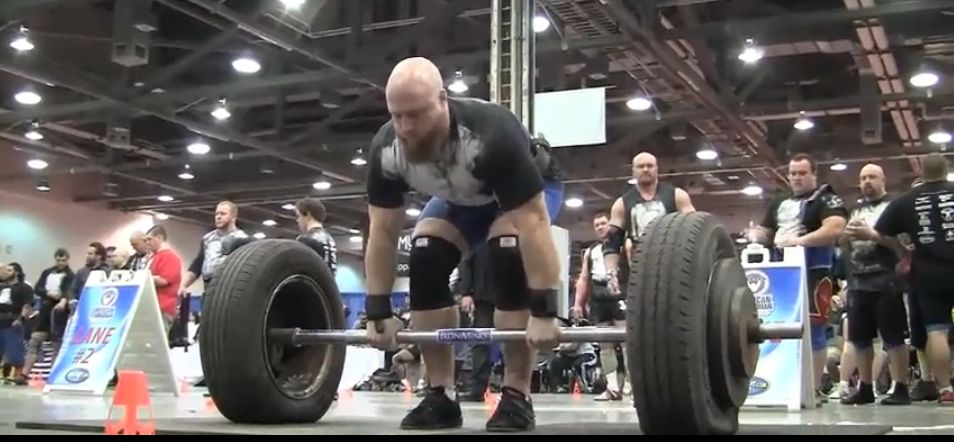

{"left": 0, "top": 189, "right": 208, "bottom": 288}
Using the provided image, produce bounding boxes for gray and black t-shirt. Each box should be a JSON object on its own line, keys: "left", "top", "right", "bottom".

{"left": 189, "top": 229, "right": 249, "bottom": 282}
{"left": 367, "top": 97, "right": 560, "bottom": 210}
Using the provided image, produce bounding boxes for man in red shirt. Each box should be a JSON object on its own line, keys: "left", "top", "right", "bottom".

{"left": 145, "top": 225, "right": 183, "bottom": 333}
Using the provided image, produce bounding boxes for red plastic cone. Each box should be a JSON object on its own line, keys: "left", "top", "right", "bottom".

{"left": 104, "top": 370, "right": 155, "bottom": 435}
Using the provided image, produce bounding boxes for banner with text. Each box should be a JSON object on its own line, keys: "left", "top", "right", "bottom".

{"left": 45, "top": 283, "right": 140, "bottom": 394}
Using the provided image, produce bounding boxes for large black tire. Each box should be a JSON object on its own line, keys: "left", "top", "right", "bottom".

{"left": 200, "top": 239, "right": 346, "bottom": 424}
{"left": 626, "top": 211, "right": 741, "bottom": 435}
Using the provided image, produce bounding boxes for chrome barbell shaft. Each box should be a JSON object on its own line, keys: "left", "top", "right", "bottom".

{"left": 270, "top": 322, "right": 803, "bottom": 346}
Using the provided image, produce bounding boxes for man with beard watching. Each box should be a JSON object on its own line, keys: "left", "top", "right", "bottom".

{"left": 181, "top": 201, "right": 250, "bottom": 292}
{"left": 15, "top": 248, "right": 74, "bottom": 385}
{"left": 0, "top": 262, "right": 34, "bottom": 383}
{"left": 69, "top": 242, "right": 110, "bottom": 302}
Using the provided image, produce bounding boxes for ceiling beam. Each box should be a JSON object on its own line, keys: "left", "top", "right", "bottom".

{"left": 656, "top": 0, "right": 953, "bottom": 40}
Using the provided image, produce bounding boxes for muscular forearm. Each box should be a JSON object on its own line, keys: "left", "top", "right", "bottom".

{"left": 182, "top": 272, "right": 198, "bottom": 290}
{"left": 365, "top": 235, "right": 399, "bottom": 295}
{"left": 574, "top": 278, "right": 589, "bottom": 308}
{"left": 799, "top": 225, "right": 842, "bottom": 247}
{"left": 604, "top": 253, "right": 620, "bottom": 274}
{"left": 517, "top": 220, "right": 560, "bottom": 290}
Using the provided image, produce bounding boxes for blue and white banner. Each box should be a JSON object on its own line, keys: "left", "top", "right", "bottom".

{"left": 741, "top": 245, "right": 812, "bottom": 411}
{"left": 46, "top": 284, "right": 141, "bottom": 393}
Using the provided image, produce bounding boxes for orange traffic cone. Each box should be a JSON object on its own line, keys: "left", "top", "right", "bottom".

{"left": 104, "top": 371, "right": 156, "bottom": 435}
{"left": 28, "top": 372, "right": 45, "bottom": 389}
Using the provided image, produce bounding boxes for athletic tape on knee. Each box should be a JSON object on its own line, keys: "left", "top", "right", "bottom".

{"left": 486, "top": 235, "right": 531, "bottom": 311}
{"left": 408, "top": 236, "right": 461, "bottom": 311}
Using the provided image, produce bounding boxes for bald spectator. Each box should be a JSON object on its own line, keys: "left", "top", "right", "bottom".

{"left": 125, "top": 231, "right": 151, "bottom": 271}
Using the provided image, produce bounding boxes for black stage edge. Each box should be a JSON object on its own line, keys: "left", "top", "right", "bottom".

{"left": 15, "top": 419, "right": 893, "bottom": 435}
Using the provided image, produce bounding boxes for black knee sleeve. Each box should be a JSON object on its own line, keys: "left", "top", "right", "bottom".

{"left": 486, "top": 235, "right": 531, "bottom": 311}
{"left": 408, "top": 236, "right": 461, "bottom": 311}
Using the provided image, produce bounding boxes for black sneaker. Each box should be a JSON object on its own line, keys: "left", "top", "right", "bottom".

{"left": 911, "top": 380, "right": 939, "bottom": 402}
{"left": 880, "top": 383, "right": 911, "bottom": 405}
{"left": 841, "top": 382, "right": 876, "bottom": 405}
{"left": 399, "top": 386, "right": 463, "bottom": 430}
{"left": 486, "top": 386, "right": 536, "bottom": 433}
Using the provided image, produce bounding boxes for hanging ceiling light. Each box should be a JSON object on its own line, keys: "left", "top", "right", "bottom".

{"left": 27, "top": 158, "right": 48, "bottom": 170}
{"left": 10, "top": 26, "right": 33, "bottom": 52}
{"left": 282, "top": 203, "right": 296, "bottom": 211}
{"left": 533, "top": 15, "right": 550, "bottom": 33}
{"left": 627, "top": 177, "right": 637, "bottom": 185}
{"left": 909, "top": 69, "right": 939, "bottom": 88}
{"left": 351, "top": 149, "right": 367, "bottom": 166}
{"left": 829, "top": 163, "right": 847, "bottom": 172}
{"left": 262, "top": 219, "right": 277, "bottom": 227}
{"left": 447, "top": 70, "right": 468, "bottom": 94}
{"left": 210, "top": 98, "right": 231, "bottom": 121}
{"left": 737, "top": 38, "right": 763, "bottom": 64}
{"left": 157, "top": 195, "right": 175, "bottom": 202}
{"left": 564, "top": 197, "right": 584, "bottom": 208}
{"left": 232, "top": 56, "right": 261, "bottom": 74}
{"left": 948, "top": 172, "right": 954, "bottom": 182}
{"left": 14, "top": 90, "right": 41, "bottom": 105}
{"left": 406, "top": 207, "right": 421, "bottom": 217}
{"left": 696, "top": 148, "right": 718, "bottom": 161}
{"left": 349, "top": 235, "right": 363, "bottom": 243}
{"left": 742, "top": 185, "right": 763, "bottom": 196}
{"left": 36, "top": 180, "right": 50, "bottom": 192}
{"left": 313, "top": 180, "right": 332, "bottom": 190}
{"left": 253, "top": 232, "right": 267, "bottom": 239}
{"left": 154, "top": 213, "right": 170, "bottom": 221}
{"left": 280, "top": 0, "right": 305, "bottom": 10}
{"left": 626, "top": 96, "right": 652, "bottom": 111}
{"left": 24, "top": 120, "right": 42, "bottom": 140}
{"left": 928, "top": 130, "right": 952, "bottom": 144}
{"left": 187, "top": 142, "right": 211, "bottom": 155}
{"left": 178, "top": 165, "right": 195, "bottom": 180}
{"left": 793, "top": 112, "right": 814, "bottom": 131}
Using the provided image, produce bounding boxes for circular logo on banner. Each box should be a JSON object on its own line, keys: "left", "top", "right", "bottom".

{"left": 101, "top": 288, "right": 118, "bottom": 307}
{"left": 748, "top": 376, "right": 770, "bottom": 396}
{"left": 746, "top": 270, "right": 769, "bottom": 295}
{"left": 65, "top": 368, "right": 90, "bottom": 384}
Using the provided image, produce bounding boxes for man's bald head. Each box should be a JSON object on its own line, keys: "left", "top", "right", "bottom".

{"left": 385, "top": 57, "right": 450, "bottom": 163}
{"left": 921, "top": 153, "right": 949, "bottom": 182}
{"left": 632, "top": 152, "right": 659, "bottom": 187}
{"left": 386, "top": 57, "right": 444, "bottom": 101}
{"left": 859, "top": 163, "right": 886, "bottom": 199}
{"left": 130, "top": 230, "right": 148, "bottom": 254}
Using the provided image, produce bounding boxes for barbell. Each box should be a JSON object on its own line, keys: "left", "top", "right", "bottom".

{"left": 199, "top": 211, "right": 804, "bottom": 435}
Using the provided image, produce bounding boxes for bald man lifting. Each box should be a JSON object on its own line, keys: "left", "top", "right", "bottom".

{"left": 363, "top": 57, "right": 564, "bottom": 431}
{"left": 839, "top": 164, "right": 910, "bottom": 405}
{"left": 599, "top": 152, "right": 694, "bottom": 400}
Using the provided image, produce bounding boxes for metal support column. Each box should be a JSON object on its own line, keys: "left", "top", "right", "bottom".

{"left": 490, "top": 0, "right": 535, "bottom": 133}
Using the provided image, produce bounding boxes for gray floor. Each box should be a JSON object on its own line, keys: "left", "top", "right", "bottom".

{"left": 2, "top": 386, "right": 954, "bottom": 435}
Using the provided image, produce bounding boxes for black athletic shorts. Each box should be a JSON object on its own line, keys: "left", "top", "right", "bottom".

{"left": 589, "top": 297, "right": 625, "bottom": 324}
{"left": 911, "top": 263, "right": 954, "bottom": 333}
{"left": 847, "top": 290, "right": 908, "bottom": 349}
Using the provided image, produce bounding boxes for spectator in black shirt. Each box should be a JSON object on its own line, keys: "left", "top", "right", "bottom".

{"left": 0, "top": 262, "right": 34, "bottom": 382}
{"left": 756, "top": 153, "right": 849, "bottom": 403}
{"left": 867, "top": 154, "right": 954, "bottom": 404}
{"left": 455, "top": 244, "right": 495, "bottom": 402}
{"left": 839, "top": 164, "right": 909, "bottom": 405}
{"left": 294, "top": 197, "right": 338, "bottom": 276}
{"left": 18, "top": 248, "right": 74, "bottom": 385}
